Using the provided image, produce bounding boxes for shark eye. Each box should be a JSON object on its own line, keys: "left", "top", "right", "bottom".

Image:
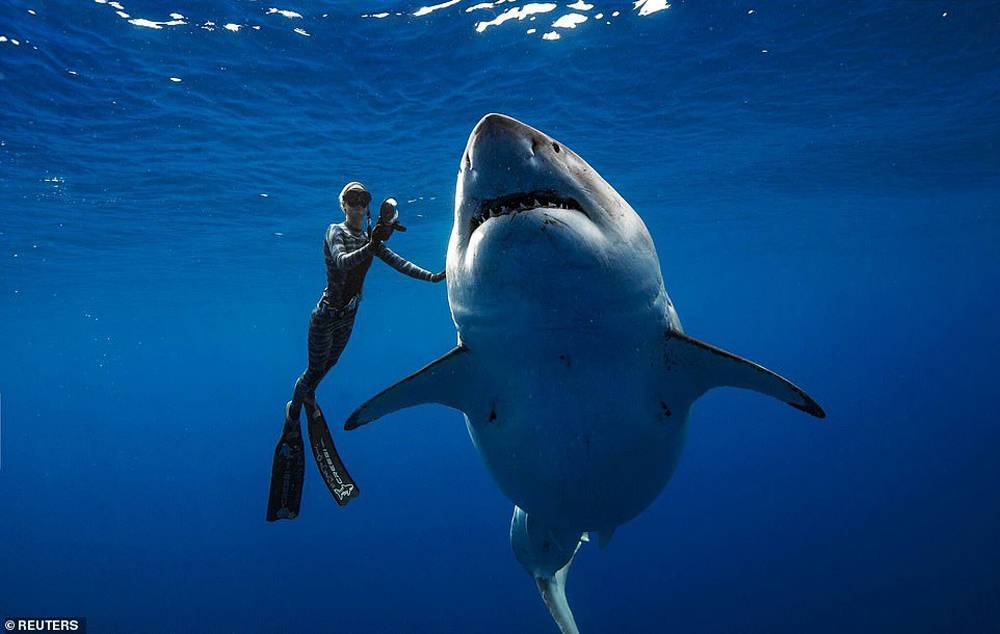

{"left": 552, "top": 142, "right": 561, "bottom": 153}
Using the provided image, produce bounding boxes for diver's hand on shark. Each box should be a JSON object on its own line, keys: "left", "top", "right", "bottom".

{"left": 430, "top": 271, "right": 445, "bottom": 283}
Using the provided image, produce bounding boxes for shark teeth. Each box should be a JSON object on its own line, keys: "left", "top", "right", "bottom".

{"left": 470, "top": 190, "right": 584, "bottom": 234}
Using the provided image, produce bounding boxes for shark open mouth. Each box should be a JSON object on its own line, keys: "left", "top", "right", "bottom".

{"left": 470, "top": 190, "right": 584, "bottom": 235}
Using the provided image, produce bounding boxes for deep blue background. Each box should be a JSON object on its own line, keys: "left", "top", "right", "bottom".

{"left": 1, "top": 1, "right": 999, "bottom": 632}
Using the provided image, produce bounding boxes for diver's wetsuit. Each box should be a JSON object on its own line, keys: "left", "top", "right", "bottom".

{"left": 267, "top": 218, "right": 438, "bottom": 519}
{"left": 289, "top": 221, "right": 438, "bottom": 419}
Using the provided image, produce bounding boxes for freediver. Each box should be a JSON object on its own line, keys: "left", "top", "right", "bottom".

{"left": 266, "top": 181, "right": 444, "bottom": 521}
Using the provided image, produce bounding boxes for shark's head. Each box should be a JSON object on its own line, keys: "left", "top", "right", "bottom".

{"left": 447, "top": 114, "right": 670, "bottom": 335}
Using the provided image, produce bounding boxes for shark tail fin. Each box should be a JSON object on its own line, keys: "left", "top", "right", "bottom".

{"left": 664, "top": 331, "right": 825, "bottom": 418}
{"left": 537, "top": 561, "right": 580, "bottom": 634}
{"left": 511, "top": 507, "right": 585, "bottom": 634}
{"left": 344, "top": 345, "right": 472, "bottom": 430}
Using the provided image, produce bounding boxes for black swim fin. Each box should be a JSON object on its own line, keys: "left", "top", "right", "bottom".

{"left": 305, "top": 400, "right": 360, "bottom": 506}
{"left": 266, "top": 403, "right": 305, "bottom": 521}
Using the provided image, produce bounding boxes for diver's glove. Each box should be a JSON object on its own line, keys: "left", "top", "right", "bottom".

{"left": 430, "top": 271, "right": 446, "bottom": 283}
{"left": 370, "top": 222, "right": 393, "bottom": 246}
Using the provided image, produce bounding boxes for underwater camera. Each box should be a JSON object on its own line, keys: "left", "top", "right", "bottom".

{"left": 378, "top": 197, "right": 407, "bottom": 233}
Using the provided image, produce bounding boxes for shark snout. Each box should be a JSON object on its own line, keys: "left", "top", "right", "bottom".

{"left": 464, "top": 113, "right": 548, "bottom": 174}
{"left": 472, "top": 112, "right": 535, "bottom": 141}
{"left": 454, "top": 113, "right": 614, "bottom": 252}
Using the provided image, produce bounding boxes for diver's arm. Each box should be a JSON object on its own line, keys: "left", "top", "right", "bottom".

{"left": 375, "top": 244, "right": 444, "bottom": 282}
{"left": 328, "top": 225, "right": 374, "bottom": 270}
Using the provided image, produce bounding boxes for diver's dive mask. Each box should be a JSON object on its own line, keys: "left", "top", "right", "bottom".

{"left": 344, "top": 189, "right": 371, "bottom": 208}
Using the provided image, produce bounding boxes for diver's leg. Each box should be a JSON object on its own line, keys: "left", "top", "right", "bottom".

{"left": 266, "top": 303, "right": 336, "bottom": 521}
{"left": 322, "top": 312, "right": 356, "bottom": 374}
{"left": 305, "top": 311, "right": 361, "bottom": 506}
{"left": 290, "top": 303, "right": 339, "bottom": 419}
{"left": 301, "top": 305, "right": 357, "bottom": 395}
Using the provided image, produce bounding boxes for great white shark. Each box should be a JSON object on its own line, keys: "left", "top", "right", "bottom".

{"left": 345, "top": 113, "right": 825, "bottom": 633}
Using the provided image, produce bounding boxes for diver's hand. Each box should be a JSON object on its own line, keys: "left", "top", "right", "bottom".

{"left": 370, "top": 221, "right": 394, "bottom": 245}
{"left": 371, "top": 198, "right": 402, "bottom": 245}
{"left": 430, "top": 271, "right": 446, "bottom": 283}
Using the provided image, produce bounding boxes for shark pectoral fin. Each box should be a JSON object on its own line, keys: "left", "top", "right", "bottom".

{"left": 665, "top": 331, "right": 826, "bottom": 418}
{"left": 344, "top": 345, "right": 472, "bottom": 430}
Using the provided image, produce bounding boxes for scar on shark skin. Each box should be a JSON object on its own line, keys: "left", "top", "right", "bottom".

{"left": 659, "top": 401, "right": 673, "bottom": 417}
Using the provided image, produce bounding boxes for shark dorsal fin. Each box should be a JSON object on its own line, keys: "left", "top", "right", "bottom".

{"left": 344, "top": 345, "right": 472, "bottom": 430}
{"left": 664, "top": 331, "right": 825, "bottom": 418}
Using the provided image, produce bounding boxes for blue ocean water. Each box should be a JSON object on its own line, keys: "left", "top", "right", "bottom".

{"left": 2, "top": 0, "right": 999, "bottom": 631}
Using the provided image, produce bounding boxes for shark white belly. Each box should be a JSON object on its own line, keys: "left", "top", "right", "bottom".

{"left": 345, "top": 114, "right": 824, "bottom": 634}
{"left": 461, "top": 283, "right": 686, "bottom": 531}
